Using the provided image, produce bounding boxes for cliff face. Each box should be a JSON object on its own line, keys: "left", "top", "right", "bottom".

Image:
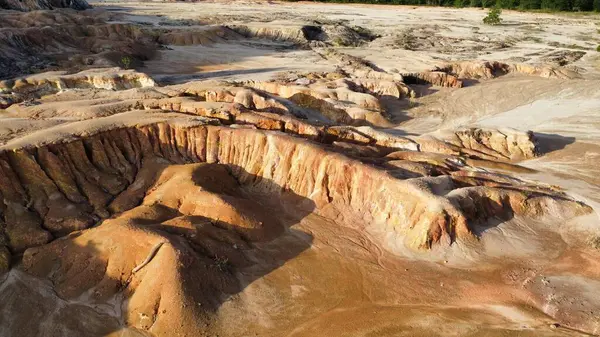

{"left": 0, "top": 111, "right": 591, "bottom": 336}
{"left": 434, "top": 60, "right": 582, "bottom": 81}
{"left": 401, "top": 60, "right": 581, "bottom": 88}
{"left": 0, "top": 123, "right": 454, "bottom": 255}
{"left": 0, "top": 59, "right": 590, "bottom": 272}
{"left": 0, "top": 65, "right": 590, "bottom": 269}
{"left": 0, "top": 117, "right": 590, "bottom": 264}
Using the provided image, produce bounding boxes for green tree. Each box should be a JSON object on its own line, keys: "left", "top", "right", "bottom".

{"left": 498, "top": 0, "right": 520, "bottom": 8}
{"left": 483, "top": 6, "right": 503, "bottom": 24}
{"left": 520, "top": 0, "right": 541, "bottom": 9}
{"left": 573, "top": 0, "right": 593, "bottom": 10}
{"left": 541, "top": 0, "right": 572, "bottom": 10}
{"left": 120, "top": 56, "right": 132, "bottom": 69}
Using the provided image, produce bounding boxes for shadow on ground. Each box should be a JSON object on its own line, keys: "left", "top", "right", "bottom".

{"left": 151, "top": 67, "right": 287, "bottom": 85}
{"left": 0, "top": 141, "right": 315, "bottom": 336}
{"left": 534, "top": 132, "right": 576, "bottom": 155}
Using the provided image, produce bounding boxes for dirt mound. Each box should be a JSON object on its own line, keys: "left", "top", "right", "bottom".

{"left": 401, "top": 60, "right": 581, "bottom": 88}
{"left": 403, "top": 71, "right": 464, "bottom": 88}
{"left": 435, "top": 60, "right": 582, "bottom": 81}
{"left": 0, "top": 68, "right": 155, "bottom": 108}
{"left": 17, "top": 161, "right": 294, "bottom": 335}
{"left": 0, "top": 10, "right": 242, "bottom": 80}
{"left": 439, "top": 127, "right": 538, "bottom": 161}
{"left": 230, "top": 22, "right": 377, "bottom": 47}
{"left": 0, "top": 10, "right": 157, "bottom": 79}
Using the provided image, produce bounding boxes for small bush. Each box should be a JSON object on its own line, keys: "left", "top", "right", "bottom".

{"left": 483, "top": 7, "right": 503, "bottom": 25}
{"left": 597, "top": 45, "right": 600, "bottom": 52}
{"left": 120, "top": 56, "right": 132, "bottom": 69}
{"left": 395, "top": 30, "right": 417, "bottom": 50}
{"left": 213, "top": 255, "right": 230, "bottom": 272}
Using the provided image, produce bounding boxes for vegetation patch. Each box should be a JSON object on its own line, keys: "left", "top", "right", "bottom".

{"left": 395, "top": 30, "right": 417, "bottom": 50}
{"left": 120, "top": 56, "right": 132, "bottom": 69}
{"left": 285, "top": 0, "right": 600, "bottom": 12}
{"left": 483, "top": 7, "right": 503, "bottom": 25}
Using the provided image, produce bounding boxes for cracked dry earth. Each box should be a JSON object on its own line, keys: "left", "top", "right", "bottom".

{"left": 1, "top": 1, "right": 600, "bottom": 337}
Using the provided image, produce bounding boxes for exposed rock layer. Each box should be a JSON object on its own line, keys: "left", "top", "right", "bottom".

{"left": 0, "top": 112, "right": 590, "bottom": 267}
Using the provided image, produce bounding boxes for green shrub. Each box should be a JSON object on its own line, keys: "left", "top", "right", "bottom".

{"left": 483, "top": 7, "right": 503, "bottom": 25}
{"left": 213, "top": 255, "right": 230, "bottom": 272}
{"left": 597, "top": 45, "right": 600, "bottom": 52}
{"left": 120, "top": 56, "right": 132, "bottom": 69}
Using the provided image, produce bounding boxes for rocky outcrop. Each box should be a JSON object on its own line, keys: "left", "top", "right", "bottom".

{"left": 0, "top": 68, "right": 155, "bottom": 107}
{"left": 402, "top": 60, "right": 581, "bottom": 89}
{"left": 0, "top": 120, "right": 462, "bottom": 254}
{"left": 244, "top": 81, "right": 389, "bottom": 126}
{"left": 337, "top": 78, "right": 414, "bottom": 99}
{"left": 434, "top": 60, "right": 581, "bottom": 81}
{"left": 402, "top": 71, "right": 463, "bottom": 88}
{"left": 0, "top": 11, "right": 155, "bottom": 79}
{"left": 540, "top": 50, "right": 586, "bottom": 67}
{"left": 318, "top": 49, "right": 403, "bottom": 82}
{"left": 229, "top": 23, "right": 377, "bottom": 47}
{"left": 428, "top": 128, "right": 539, "bottom": 161}
{"left": 0, "top": 10, "right": 240, "bottom": 80}
{"left": 440, "top": 127, "right": 538, "bottom": 161}
{"left": 3, "top": 68, "right": 156, "bottom": 92}
{"left": 0, "top": 111, "right": 590, "bottom": 268}
{"left": 336, "top": 126, "right": 419, "bottom": 151}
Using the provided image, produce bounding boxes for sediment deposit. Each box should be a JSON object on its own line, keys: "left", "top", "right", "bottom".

{"left": 1, "top": 1, "right": 600, "bottom": 336}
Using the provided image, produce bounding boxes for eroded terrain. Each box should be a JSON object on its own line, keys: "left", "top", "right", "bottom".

{"left": 1, "top": 1, "right": 600, "bottom": 336}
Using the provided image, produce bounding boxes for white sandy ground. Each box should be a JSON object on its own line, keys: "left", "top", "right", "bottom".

{"left": 1, "top": 1, "right": 600, "bottom": 336}
{"left": 93, "top": 0, "right": 600, "bottom": 77}
{"left": 144, "top": 43, "right": 334, "bottom": 84}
